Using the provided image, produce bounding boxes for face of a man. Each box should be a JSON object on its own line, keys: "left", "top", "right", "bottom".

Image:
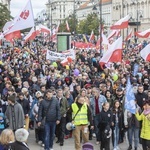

{"left": 138, "top": 86, "right": 144, "bottom": 93}
{"left": 19, "top": 95, "right": 24, "bottom": 100}
{"left": 46, "top": 92, "right": 53, "bottom": 100}
{"left": 57, "top": 90, "right": 63, "bottom": 98}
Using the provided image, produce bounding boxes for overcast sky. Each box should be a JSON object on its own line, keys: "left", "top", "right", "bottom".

{"left": 10, "top": 0, "right": 47, "bottom": 18}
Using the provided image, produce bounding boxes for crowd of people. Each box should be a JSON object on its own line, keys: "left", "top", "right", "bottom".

{"left": 0, "top": 38, "right": 149, "bottom": 150}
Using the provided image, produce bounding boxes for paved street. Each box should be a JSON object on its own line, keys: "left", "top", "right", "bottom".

{"left": 28, "top": 130, "right": 142, "bottom": 150}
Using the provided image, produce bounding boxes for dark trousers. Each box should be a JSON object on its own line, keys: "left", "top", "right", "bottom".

{"left": 35, "top": 128, "right": 44, "bottom": 143}
{"left": 100, "top": 138, "right": 110, "bottom": 150}
{"left": 56, "top": 117, "right": 66, "bottom": 143}
{"left": 142, "top": 138, "right": 150, "bottom": 150}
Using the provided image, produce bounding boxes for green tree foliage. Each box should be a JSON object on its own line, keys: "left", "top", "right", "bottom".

{"left": 0, "top": 3, "right": 12, "bottom": 30}
{"left": 59, "top": 13, "right": 105, "bottom": 35}
{"left": 59, "top": 14, "right": 78, "bottom": 33}
{"left": 77, "top": 13, "right": 104, "bottom": 35}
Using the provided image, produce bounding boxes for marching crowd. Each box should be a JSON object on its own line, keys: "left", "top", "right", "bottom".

{"left": 0, "top": 39, "right": 149, "bottom": 150}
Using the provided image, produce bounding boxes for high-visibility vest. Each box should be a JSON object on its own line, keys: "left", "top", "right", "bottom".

{"left": 72, "top": 103, "right": 88, "bottom": 126}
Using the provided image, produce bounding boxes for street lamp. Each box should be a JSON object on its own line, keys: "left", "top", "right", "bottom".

{"left": 131, "top": 0, "right": 143, "bottom": 32}
{"left": 92, "top": 0, "right": 102, "bottom": 57}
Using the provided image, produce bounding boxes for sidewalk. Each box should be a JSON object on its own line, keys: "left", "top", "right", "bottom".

{"left": 28, "top": 130, "right": 142, "bottom": 150}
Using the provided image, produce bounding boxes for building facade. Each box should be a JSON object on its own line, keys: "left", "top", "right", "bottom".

{"left": 112, "top": 0, "right": 150, "bottom": 32}
{"left": 77, "top": 0, "right": 112, "bottom": 28}
{"left": 45, "top": 0, "right": 87, "bottom": 28}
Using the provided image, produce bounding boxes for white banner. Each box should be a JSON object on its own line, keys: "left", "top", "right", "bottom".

{"left": 46, "top": 49, "right": 75, "bottom": 60}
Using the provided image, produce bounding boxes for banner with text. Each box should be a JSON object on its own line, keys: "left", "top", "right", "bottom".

{"left": 46, "top": 49, "right": 75, "bottom": 60}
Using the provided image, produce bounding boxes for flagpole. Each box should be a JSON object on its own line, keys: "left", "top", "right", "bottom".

{"left": 99, "top": 0, "right": 102, "bottom": 57}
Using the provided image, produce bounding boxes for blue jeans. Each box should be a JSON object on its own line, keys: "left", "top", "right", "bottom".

{"left": 94, "top": 114, "right": 100, "bottom": 141}
{"left": 113, "top": 125, "right": 120, "bottom": 149}
{"left": 44, "top": 121, "right": 56, "bottom": 150}
{"left": 128, "top": 125, "right": 139, "bottom": 148}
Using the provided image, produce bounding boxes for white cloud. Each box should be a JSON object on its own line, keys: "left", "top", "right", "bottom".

{"left": 10, "top": 0, "right": 47, "bottom": 17}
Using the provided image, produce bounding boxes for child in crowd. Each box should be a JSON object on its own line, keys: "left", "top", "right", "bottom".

{"left": 98, "top": 102, "right": 113, "bottom": 150}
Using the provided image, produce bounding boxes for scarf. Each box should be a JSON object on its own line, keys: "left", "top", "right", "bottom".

{"left": 143, "top": 109, "right": 150, "bottom": 121}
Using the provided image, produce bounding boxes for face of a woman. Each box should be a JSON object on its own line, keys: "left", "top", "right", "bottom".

{"left": 81, "top": 90, "right": 86, "bottom": 97}
{"left": 106, "top": 91, "right": 111, "bottom": 98}
{"left": 145, "top": 104, "right": 150, "bottom": 110}
{"left": 115, "top": 101, "right": 120, "bottom": 108}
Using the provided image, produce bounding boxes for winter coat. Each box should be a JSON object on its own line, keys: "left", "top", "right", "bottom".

{"left": 5, "top": 102, "right": 24, "bottom": 131}
{"left": 111, "top": 108, "right": 124, "bottom": 130}
{"left": 124, "top": 110, "right": 140, "bottom": 128}
{"left": 56, "top": 97, "right": 69, "bottom": 117}
{"left": 135, "top": 112, "right": 150, "bottom": 140}
{"left": 38, "top": 97, "right": 61, "bottom": 122}
{"left": 135, "top": 92, "right": 148, "bottom": 109}
{"left": 9, "top": 141, "right": 30, "bottom": 150}
{"left": 98, "top": 109, "right": 113, "bottom": 131}
{"left": 17, "top": 99, "right": 30, "bottom": 115}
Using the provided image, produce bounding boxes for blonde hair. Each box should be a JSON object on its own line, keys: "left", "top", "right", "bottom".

{"left": 0, "top": 129, "right": 15, "bottom": 145}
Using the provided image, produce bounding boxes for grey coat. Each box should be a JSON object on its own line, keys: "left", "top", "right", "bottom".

{"left": 5, "top": 102, "right": 25, "bottom": 131}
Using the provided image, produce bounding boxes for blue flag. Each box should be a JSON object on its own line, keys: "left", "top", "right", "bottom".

{"left": 125, "top": 77, "right": 136, "bottom": 114}
{"left": 133, "top": 63, "right": 139, "bottom": 76}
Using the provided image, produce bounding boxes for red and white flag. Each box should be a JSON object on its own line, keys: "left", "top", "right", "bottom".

{"left": 4, "top": 0, "right": 34, "bottom": 35}
{"left": 125, "top": 29, "right": 133, "bottom": 41}
{"left": 100, "top": 36, "right": 122, "bottom": 67}
{"left": 140, "top": 44, "right": 150, "bottom": 62}
{"left": 5, "top": 30, "right": 21, "bottom": 43}
{"left": 110, "top": 15, "right": 130, "bottom": 30}
{"left": 61, "top": 57, "right": 72, "bottom": 66}
{"left": 66, "top": 20, "right": 70, "bottom": 31}
{"left": 89, "top": 30, "right": 95, "bottom": 42}
{"left": 107, "top": 30, "right": 120, "bottom": 40}
{"left": 24, "top": 27, "right": 40, "bottom": 42}
{"left": 135, "top": 28, "right": 150, "bottom": 38}
{"left": 39, "top": 24, "right": 50, "bottom": 34}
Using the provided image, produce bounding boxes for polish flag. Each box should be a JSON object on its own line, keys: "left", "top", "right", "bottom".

{"left": 107, "top": 30, "right": 120, "bottom": 40}
{"left": 100, "top": 36, "right": 122, "bottom": 68}
{"left": 5, "top": 30, "right": 21, "bottom": 43}
{"left": 39, "top": 24, "right": 50, "bottom": 34}
{"left": 24, "top": 27, "right": 40, "bottom": 42}
{"left": 89, "top": 30, "right": 95, "bottom": 42}
{"left": 61, "top": 57, "right": 72, "bottom": 66}
{"left": 135, "top": 28, "right": 150, "bottom": 38}
{"left": 140, "top": 44, "right": 150, "bottom": 61}
{"left": 125, "top": 29, "right": 133, "bottom": 41}
{"left": 110, "top": 15, "right": 130, "bottom": 30}
{"left": 4, "top": 0, "right": 34, "bottom": 35}
{"left": 66, "top": 20, "right": 70, "bottom": 31}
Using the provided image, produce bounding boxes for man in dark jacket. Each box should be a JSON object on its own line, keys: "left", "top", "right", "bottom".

{"left": 55, "top": 89, "right": 69, "bottom": 146}
{"left": 38, "top": 89, "right": 61, "bottom": 150}
{"left": 17, "top": 92, "right": 30, "bottom": 130}
{"left": 135, "top": 84, "right": 148, "bottom": 110}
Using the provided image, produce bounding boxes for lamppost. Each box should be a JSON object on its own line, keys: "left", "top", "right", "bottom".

{"left": 131, "top": 0, "right": 143, "bottom": 32}
{"left": 92, "top": 0, "right": 102, "bottom": 57}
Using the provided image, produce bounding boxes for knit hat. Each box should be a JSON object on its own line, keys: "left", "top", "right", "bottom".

{"left": 8, "top": 94, "right": 16, "bottom": 103}
{"left": 15, "top": 128, "right": 29, "bottom": 142}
